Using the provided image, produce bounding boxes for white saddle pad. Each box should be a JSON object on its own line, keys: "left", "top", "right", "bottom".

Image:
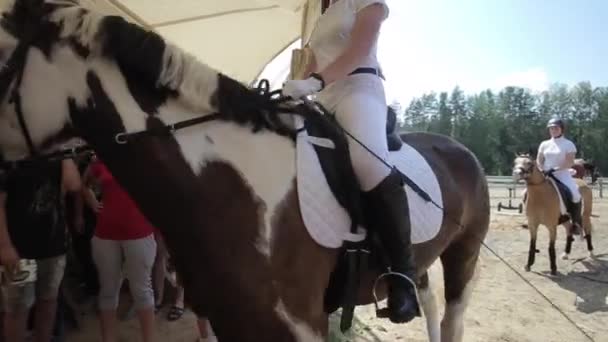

{"left": 296, "top": 129, "right": 443, "bottom": 249}
{"left": 548, "top": 178, "right": 568, "bottom": 215}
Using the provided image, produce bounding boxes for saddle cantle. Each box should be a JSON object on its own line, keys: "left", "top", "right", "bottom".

{"left": 386, "top": 107, "right": 403, "bottom": 152}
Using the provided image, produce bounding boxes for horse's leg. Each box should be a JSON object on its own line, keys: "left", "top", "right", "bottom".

{"left": 561, "top": 223, "right": 574, "bottom": 260}
{"left": 525, "top": 223, "right": 539, "bottom": 272}
{"left": 439, "top": 233, "right": 480, "bottom": 342}
{"left": 548, "top": 226, "right": 557, "bottom": 275}
{"left": 585, "top": 233, "right": 594, "bottom": 259}
{"left": 418, "top": 272, "right": 440, "bottom": 342}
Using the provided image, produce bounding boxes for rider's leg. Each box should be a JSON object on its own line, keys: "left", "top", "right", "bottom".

{"left": 554, "top": 171, "right": 582, "bottom": 231}
{"left": 331, "top": 76, "right": 420, "bottom": 323}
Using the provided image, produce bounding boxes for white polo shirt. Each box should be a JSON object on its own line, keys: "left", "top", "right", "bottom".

{"left": 307, "top": 0, "right": 389, "bottom": 72}
{"left": 538, "top": 136, "right": 577, "bottom": 171}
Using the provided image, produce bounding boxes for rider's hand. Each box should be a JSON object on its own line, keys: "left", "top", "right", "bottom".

{"left": 543, "top": 168, "right": 557, "bottom": 176}
{"left": 282, "top": 77, "right": 323, "bottom": 99}
{"left": 0, "top": 243, "right": 20, "bottom": 274}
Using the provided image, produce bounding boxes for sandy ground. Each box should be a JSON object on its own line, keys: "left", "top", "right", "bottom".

{"left": 66, "top": 187, "right": 608, "bottom": 342}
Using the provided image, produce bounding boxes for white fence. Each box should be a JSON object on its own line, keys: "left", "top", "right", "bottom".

{"left": 487, "top": 175, "right": 604, "bottom": 199}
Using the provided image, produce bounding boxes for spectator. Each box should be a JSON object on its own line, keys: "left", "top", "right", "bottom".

{"left": 0, "top": 159, "right": 82, "bottom": 342}
{"left": 82, "top": 156, "right": 156, "bottom": 342}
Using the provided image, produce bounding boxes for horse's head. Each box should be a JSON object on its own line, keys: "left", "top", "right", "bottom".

{"left": 512, "top": 153, "right": 539, "bottom": 181}
{"left": 0, "top": 0, "right": 230, "bottom": 160}
{"left": 0, "top": 0, "right": 98, "bottom": 157}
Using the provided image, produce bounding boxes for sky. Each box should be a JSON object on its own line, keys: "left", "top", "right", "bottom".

{"left": 378, "top": 0, "right": 607, "bottom": 104}
{"left": 260, "top": 0, "right": 607, "bottom": 106}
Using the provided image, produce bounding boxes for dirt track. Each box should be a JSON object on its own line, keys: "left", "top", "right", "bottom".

{"left": 66, "top": 188, "right": 608, "bottom": 342}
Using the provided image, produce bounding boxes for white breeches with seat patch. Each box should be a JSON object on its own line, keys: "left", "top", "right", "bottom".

{"left": 316, "top": 74, "right": 390, "bottom": 191}
{"left": 553, "top": 170, "right": 581, "bottom": 203}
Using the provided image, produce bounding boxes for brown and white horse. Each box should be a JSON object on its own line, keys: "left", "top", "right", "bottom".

{"left": 572, "top": 158, "right": 599, "bottom": 184}
{"left": 0, "top": 1, "right": 489, "bottom": 341}
{"left": 513, "top": 154, "right": 594, "bottom": 275}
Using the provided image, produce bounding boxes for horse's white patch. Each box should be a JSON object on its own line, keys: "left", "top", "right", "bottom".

{"left": 158, "top": 43, "right": 219, "bottom": 114}
{"left": 441, "top": 269, "right": 477, "bottom": 342}
{"left": 163, "top": 116, "right": 296, "bottom": 257}
{"left": 275, "top": 300, "right": 322, "bottom": 342}
{"left": 297, "top": 131, "right": 443, "bottom": 248}
{"left": 419, "top": 283, "right": 441, "bottom": 342}
{"left": 50, "top": 1, "right": 104, "bottom": 52}
{"left": 0, "top": 45, "right": 90, "bottom": 158}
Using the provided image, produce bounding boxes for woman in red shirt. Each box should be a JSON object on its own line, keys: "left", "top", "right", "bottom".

{"left": 82, "top": 155, "right": 156, "bottom": 342}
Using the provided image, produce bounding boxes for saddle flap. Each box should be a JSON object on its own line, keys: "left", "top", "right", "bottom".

{"left": 547, "top": 177, "right": 569, "bottom": 215}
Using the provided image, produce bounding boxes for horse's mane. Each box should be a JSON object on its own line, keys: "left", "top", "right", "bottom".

{"left": 9, "top": 0, "right": 309, "bottom": 139}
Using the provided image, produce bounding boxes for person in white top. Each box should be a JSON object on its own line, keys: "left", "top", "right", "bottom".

{"left": 282, "top": 0, "right": 420, "bottom": 323}
{"left": 537, "top": 117, "right": 582, "bottom": 231}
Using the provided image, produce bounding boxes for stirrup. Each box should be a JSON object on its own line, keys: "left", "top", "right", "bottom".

{"left": 372, "top": 268, "right": 420, "bottom": 318}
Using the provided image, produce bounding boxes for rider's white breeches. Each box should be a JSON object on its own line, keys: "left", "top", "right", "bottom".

{"left": 553, "top": 170, "right": 581, "bottom": 203}
{"left": 316, "top": 74, "right": 390, "bottom": 191}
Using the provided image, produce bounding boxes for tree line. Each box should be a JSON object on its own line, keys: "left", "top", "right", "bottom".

{"left": 396, "top": 82, "right": 608, "bottom": 176}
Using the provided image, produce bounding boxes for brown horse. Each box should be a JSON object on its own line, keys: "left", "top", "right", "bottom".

{"left": 572, "top": 158, "right": 600, "bottom": 184}
{"left": 513, "top": 154, "right": 594, "bottom": 275}
{"left": 0, "top": 1, "right": 489, "bottom": 341}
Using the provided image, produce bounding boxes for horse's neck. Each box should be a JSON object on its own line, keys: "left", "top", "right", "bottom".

{"left": 526, "top": 171, "right": 552, "bottom": 195}
{"left": 168, "top": 111, "right": 297, "bottom": 225}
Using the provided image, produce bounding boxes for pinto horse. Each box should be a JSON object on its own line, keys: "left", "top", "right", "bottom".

{"left": 0, "top": 1, "right": 489, "bottom": 341}
{"left": 572, "top": 159, "right": 599, "bottom": 184}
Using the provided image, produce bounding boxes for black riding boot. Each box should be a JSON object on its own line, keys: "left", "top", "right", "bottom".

{"left": 570, "top": 201, "right": 583, "bottom": 235}
{"left": 365, "top": 168, "right": 420, "bottom": 324}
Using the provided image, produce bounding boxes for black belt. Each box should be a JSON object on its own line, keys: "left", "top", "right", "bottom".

{"left": 349, "top": 67, "right": 385, "bottom": 80}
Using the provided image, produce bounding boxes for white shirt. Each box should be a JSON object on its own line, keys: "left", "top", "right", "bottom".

{"left": 538, "top": 136, "right": 577, "bottom": 171}
{"left": 307, "top": 0, "right": 389, "bottom": 72}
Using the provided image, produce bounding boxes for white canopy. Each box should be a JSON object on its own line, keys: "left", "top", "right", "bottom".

{"left": 89, "top": 0, "right": 323, "bottom": 84}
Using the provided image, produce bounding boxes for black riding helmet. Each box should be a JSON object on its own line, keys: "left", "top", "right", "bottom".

{"left": 547, "top": 117, "right": 565, "bottom": 130}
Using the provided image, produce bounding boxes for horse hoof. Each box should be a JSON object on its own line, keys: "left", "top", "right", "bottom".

{"left": 551, "top": 269, "right": 557, "bottom": 276}
{"left": 525, "top": 265, "right": 531, "bottom": 272}
{"left": 561, "top": 253, "right": 569, "bottom": 260}
{"left": 588, "top": 251, "right": 595, "bottom": 259}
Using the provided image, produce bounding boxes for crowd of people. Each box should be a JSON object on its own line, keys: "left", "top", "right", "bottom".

{"left": 0, "top": 151, "right": 214, "bottom": 342}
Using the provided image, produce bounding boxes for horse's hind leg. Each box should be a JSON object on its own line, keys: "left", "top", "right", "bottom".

{"left": 418, "top": 272, "right": 440, "bottom": 342}
{"left": 439, "top": 235, "right": 481, "bottom": 342}
{"left": 585, "top": 234, "right": 594, "bottom": 259}
{"left": 561, "top": 223, "right": 574, "bottom": 260}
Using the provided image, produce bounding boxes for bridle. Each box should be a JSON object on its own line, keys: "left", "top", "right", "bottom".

{"left": 0, "top": 2, "right": 45, "bottom": 157}
{"left": 0, "top": 3, "right": 297, "bottom": 171}
{"left": 516, "top": 160, "right": 546, "bottom": 186}
{"left": 0, "top": 5, "right": 289, "bottom": 170}
{"left": 0, "top": 4, "right": 98, "bottom": 169}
